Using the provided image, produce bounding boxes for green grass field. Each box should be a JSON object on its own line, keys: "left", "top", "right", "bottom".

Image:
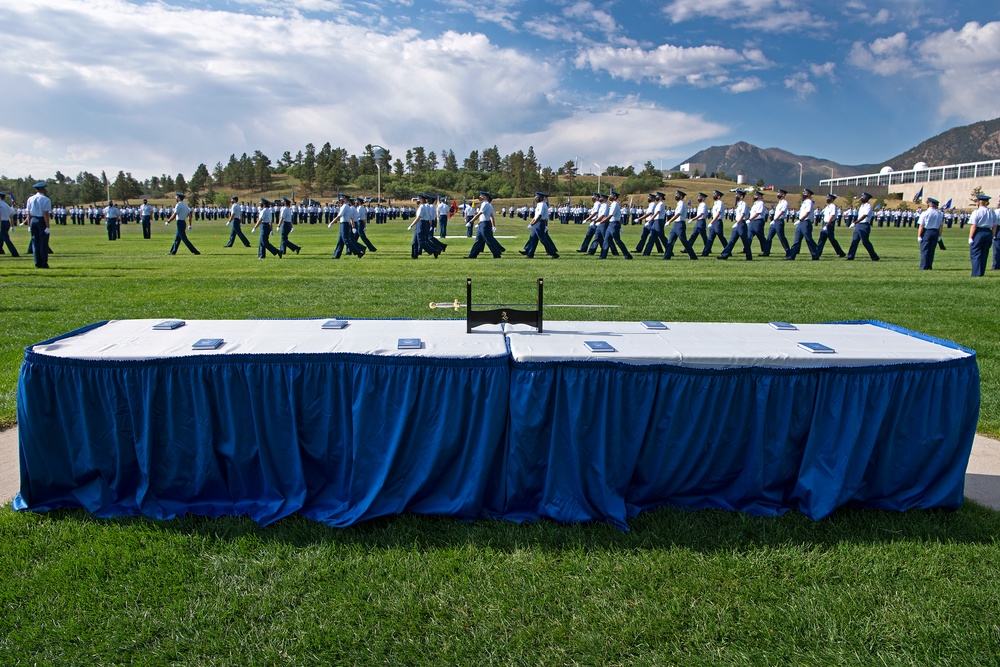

{"left": 1, "top": 217, "right": 999, "bottom": 665}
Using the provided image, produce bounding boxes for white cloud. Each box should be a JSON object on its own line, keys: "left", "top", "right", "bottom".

{"left": 810, "top": 62, "right": 836, "bottom": 79}
{"left": 918, "top": 21, "right": 1000, "bottom": 121}
{"left": 784, "top": 73, "right": 816, "bottom": 98}
{"left": 0, "top": 0, "right": 560, "bottom": 178}
{"left": 728, "top": 77, "right": 765, "bottom": 93}
{"left": 575, "top": 43, "right": 752, "bottom": 89}
{"left": 505, "top": 105, "right": 729, "bottom": 168}
{"left": 847, "top": 32, "right": 911, "bottom": 75}
{"left": 663, "top": 0, "right": 815, "bottom": 32}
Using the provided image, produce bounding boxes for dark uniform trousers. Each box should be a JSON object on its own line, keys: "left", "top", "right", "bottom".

{"left": 846, "top": 223, "right": 879, "bottom": 261}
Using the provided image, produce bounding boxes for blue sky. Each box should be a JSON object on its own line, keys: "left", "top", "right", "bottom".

{"left": 3, "top": 0, "right": 999, "bottom": 180}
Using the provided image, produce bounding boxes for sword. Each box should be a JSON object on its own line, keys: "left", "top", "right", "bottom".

{"left": 429, "top": 301, "right": 619, "bottom": 310}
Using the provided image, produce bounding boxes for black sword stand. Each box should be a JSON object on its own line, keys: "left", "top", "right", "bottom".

{"left": 466, "top": 277, "right": 544, "bottom": 333}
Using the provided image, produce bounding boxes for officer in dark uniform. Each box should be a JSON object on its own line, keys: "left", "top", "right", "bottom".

{"left": 251, "top": 198, "right": 282, "bottom": 259}
{"left": 845, "top": 192, "right": 880, "bottom": 261}
{"left": 917, "top": 197, "right": 943, "bottom": 270}
{"left": 968, "top": 193, "right": 995, "bottom": 277}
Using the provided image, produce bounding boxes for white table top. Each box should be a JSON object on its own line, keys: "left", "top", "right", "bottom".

{"left": 31, "top": 319, "right": 507, "bottom": 361}
{"left": 504, "top": 321, "right": 971, "bottom": 368}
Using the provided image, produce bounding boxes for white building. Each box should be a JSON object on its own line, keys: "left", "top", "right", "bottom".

{"left": 679, "top": 162, "right": 707, "bottom": 177}
{"left": 821, "top": 159, "right": 1000, "bottom": 209}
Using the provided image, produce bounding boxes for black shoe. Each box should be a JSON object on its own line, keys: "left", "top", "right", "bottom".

{"left": 193, "top": 250, "right": 201, "bottom": 255}
{"left": 576, "top": 249, "right": 587, "bottom": 253}
{"left": 519, "top": 250, "right": 527, "bottom": 255}
{"left": 624, "top": 254, "right": 633, "bottom": 260}
{"left": 837, "top": 253, "right": 846, "bottom": 258}
{"left": 551, "top": 253, "right": 559, "bottom": 259}
{"left": 717, "top": 255, "right": 729, "bottom": 260}
{"left": 845, "top": 256, "right": 854, "bottom": 260}
{"left": 872, "top": 256, "right": 880, "bottom": 261}
{"left": 760, "top": 253, "right": 769, "bottom": 257}
{"left": 462, "top": 255, "right": 475, "bottom": 259}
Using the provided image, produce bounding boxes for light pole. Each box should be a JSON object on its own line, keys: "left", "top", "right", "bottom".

{"left": 594, "top": 163, "right": 601, "bottom": 193}
{"left": 371, "top": 144, "right": 386, "bottom": 203}
{"left": 797, "top": 162, "right": 803, "bottom": 187}
{"left": 654, "top": 156, "right": 663, "bottom": 174}
{"left": 826, "top": 166, "right": 834, "bottom": 185}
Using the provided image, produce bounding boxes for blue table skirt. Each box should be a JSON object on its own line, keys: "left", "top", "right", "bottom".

{"left": 506, "top": 356, "right": 980, "bottom": 526}
{"left": 15, "top": 321, "right": 981, "bottom": 528}
{"left": 16, "top": 348, "right": 510, "bottom": 527}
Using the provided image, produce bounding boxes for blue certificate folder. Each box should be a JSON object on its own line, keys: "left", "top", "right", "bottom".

{"left": 584, "top": 340, "right": 616, "bottom": 353}
{"left": 770, "top": 322, "right": 798, "bottom": 330}
{"left": 321, "top": 319, "right": 349, "bottom": 330}
{"left": 192, "top": 338, "right": 224, "bottom": 350}
{"left": 640, "top": 321, "right": 668, "bottom": 330}
{"left": 397, "top": 338, "right": 422, "bottom": 350}
{"left": 798, "top": 342, "right": 835, "bottom": 353}
{"left": 152, "top": 320, "right": 185, "bottom": 330}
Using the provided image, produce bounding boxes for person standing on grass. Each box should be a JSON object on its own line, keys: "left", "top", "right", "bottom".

{"left": 103, "top": 200, "right": 120, "bottom": 241}
{"left": 224, "top": 196, "right": 251, "bottom": 249}
{"left": 26, "top": 181, "right": 51, "bottom": 268}
{"left": 968, "top": 193, "right": 995, "bottom": 277}
{"left": 718, "top": 188, "right": 752, "bottom": 260}
{"left": 330, "top": 194, "right": 366, "bottom": 259}
{"left": 814, "top": 193, "right": 847, "bottom": 260}
{"left": 463, "top": 191, "right": 504, "bottom": 259}
{"left": 845, "top": 191, "right": 880, "bottom": 261}
{"left": 599, "top": 190, "right": 631, "bottom": 260}
{"left": 278, "top": 197, "right": 301, "bottom": 256}
{"left": 634, "top": 192, "right": 664, "bottom": 255}
{"left": 166, "top": 192, "right": 199, "bottom": 255}
{"left": 662, "top": 189, "right": 697, "bottom": 260}
{"left": 0, "top": 192, "right": 19, "bottom": 258}
{"left": 763, "top": 189, "right": 790, "bottom": 257}
{"left": 704, "top": 190, "right": 727, "bottom": 256}
{"left": 917, "top": 197, "right": 944, "bottom": 270}
{"left": 786, "top": 188, "right": 818, "bottom": 260}
{"left": 355, "top": 198, "right": 378, "bottom": 253}
{"left": 251, "top": 198, "right": 282, "bottom": 260}
{"left": 577, "top": 193, "right": 602, "bottom": 253}
{"left": 436, "top": 196, "right": 449, "bottom": 238}
{"left": 139, "top": 198, "right": 153, "bottom": 239}
{"left": 687, "top": 192, "right": 710, "bottom": 255}
{"left": 523, "top": 191, "right": 560, "bottom": 259}
{"left": 746, "top": 190, "right": 768, "bottom": 255}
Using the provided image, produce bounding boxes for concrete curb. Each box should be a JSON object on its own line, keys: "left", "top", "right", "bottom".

{"left": 3, "top": 426, "right": 999, "bottom": 510}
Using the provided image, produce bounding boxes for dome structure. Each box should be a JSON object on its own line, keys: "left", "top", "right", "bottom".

{"left": 879, "top": 166, "right": 893, "bottom": 175}
{"left": 913, "top": 161, "right": 929, "bottom": 170}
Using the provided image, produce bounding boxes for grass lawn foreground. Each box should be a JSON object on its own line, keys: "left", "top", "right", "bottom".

{"left": 0, "top": 219, "right": 998, "bottom": 665}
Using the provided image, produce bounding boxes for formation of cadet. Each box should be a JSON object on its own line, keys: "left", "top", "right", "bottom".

{"left": 6, "top": 183, "right": 1000, "bottom": 277}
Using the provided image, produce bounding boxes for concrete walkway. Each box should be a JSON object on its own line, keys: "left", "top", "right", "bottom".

{"left": 2, "top": 426, "right": 999, "bottom": 510}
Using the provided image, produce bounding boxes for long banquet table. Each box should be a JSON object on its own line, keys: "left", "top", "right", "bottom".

{"left": 15, "top": 318, "right": 979, "bottom": 527}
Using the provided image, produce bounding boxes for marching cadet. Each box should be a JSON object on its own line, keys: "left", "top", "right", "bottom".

{"left": 687, "top": 192, "right": 710, "bottom": 254}
{"left": 704, "top": 190, "right": 727, "bottom": 255}
{"left": 224, "top": 196, "right": 251, "bottom": 249}
{"left": 968, "top": 193, "right": 995, "bottom": 277}
{"left": 0, "top": 192, "right": 19, "bottom": 258}
{"left": 251, "top": 198, "right": 282, "bottom": 259}
{"left": 586, "top": 192, "right": 614, "bottom": 256}
{"left": 523, "top": 191, "right": 560, "bottom": 259}
{"left": 663, "top": 189, "right": 697, "bottom": 260}
{"left": 599, "top": 189, "right": 631, "bottom": 260}
{"left": 746, "top": 190, "right": 768, "bottom": 255}
{"left": 278, "top": 197, "right": 301, "bottom": 255}
{"left": 436, "top": 196, "right": 450, "bottom": 238}
{"left": 463, "top": 191, "right": 504, "bottom": 259}
{"left": 166, "top": 192, "right": 200, "bottom": 255}
{"left": 763, "top": 189, "right": 790, "bottom": 256}
{"left": 355, "top": 198, "right": 378, "bottom": 252}
{"left": 26, "top": 182, "right": 52, "bottom": 268}
{"left": 845, "top": 191, "right": 880, "bottom": 261}
{"left": 330, "top": 194, "right": 366, "bottom": 259}
{"left": 633, "top": 192, "right": 662, "bottom": 255}
{"left": 576, "top": 193, "right": 602, "bottom": 253}
{"left": 407, "top": 194, "right": 440, "bottom": 259}
{"left": 814, "top": 193, "right": 846, "bottom": 259}
{"left": 718, "top": 188, "right": 752, "bottom": 260}
{"left": 464, "top": 200, "right": 476, "bottom": 237}
{"left": 916, "top": 197, "right": 944, "bottom": 270}
{"left": 139, "top": 198, "right": 153, "bottom": 239}
{"left": 786, "top": 188, "right": 818, "bottom": 260}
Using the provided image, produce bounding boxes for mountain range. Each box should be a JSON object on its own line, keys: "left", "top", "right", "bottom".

{"left": 672, "top": 116, "right": 1000, "bottom": 186}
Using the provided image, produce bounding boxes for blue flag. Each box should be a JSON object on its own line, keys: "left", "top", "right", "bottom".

{"left": 943, "top": 198, "right": 952, "bottom": 210}
{"left": 913, "top": 186, "right": 923, "bottom": 203}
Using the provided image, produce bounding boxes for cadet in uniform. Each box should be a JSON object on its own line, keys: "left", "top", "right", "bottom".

{"left": 746, "top": 190, "right": 767, "bottom": 255}
{"left": 600, "top": 190, "right": 631, "bottom": 260}
{"left": 704, "top": 190, "right": 727, "bottom": 255}
{"left": 577, "top": 193, "right": 602, "bottom": 252}
{"left": 224, "top": 196, "right": 251, "bottom": 248}
{"left": 814, "top": 194, "right": 846, "bottom": 259}
{"left": 166, "top": 192, "right": 200, "bottom": 255}
{"left": 464, "top": 191, "right": 504, "bottom": 259}
{"left": 523, "top": 192, "right": 560, "bottom": 259}
{"left": 251, "top": 198, "right": 282, "bottom": 259}
{"left": 355, "top": 198, "right": 378, "bottom": 252}
{"left": 26, "top": 182, "right": 52, "bottom": 268}
{"left": 687, "top": 192, "right": 710, "bottom": 253}
{"left": 663, "top": 189, "right": 697, "bottom": 260}
{"left": 278, "top": 197, "right": 301, "bottom": 255}
{"left": 718, "top": 189, "right": 752, "bottom": 260}
{"left": 845, "top": 191, "right": 880, "bottom": 261}
{"left": 916, "top": 197, "right": 943, "bottom": 270}
{"left": 763, "top": 189, "right": 790, "bottom": 256}
{"left": 968, "top": 193, "right": 995, "bottom": 277}
{"left": 786, "top": 188, "right": 818, "bottom": 260}
{"left": 330, "top": 194, "right": 366, "bottom": 259}
{"left": 0, "top": 192, "right": 19, "bottom": 257}
{"left": 139, "top": 198, "right": 153, "bottom": 239}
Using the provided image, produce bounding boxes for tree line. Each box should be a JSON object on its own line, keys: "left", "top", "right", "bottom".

{"left": 1, "top": 144, "right": 673, "bottom": 206}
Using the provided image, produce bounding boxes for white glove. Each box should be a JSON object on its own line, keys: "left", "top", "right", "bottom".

{"left": 969, "top": 238, "right": 974, "bottom": 245}
{"left": 44, "top": 228, "right": 50, "bottom": 235}
{"left": 850, "top": 224, "right": 856, "bottom": 228}
{"left": 918, "top": 236, "right": 922, "bottom": 242}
